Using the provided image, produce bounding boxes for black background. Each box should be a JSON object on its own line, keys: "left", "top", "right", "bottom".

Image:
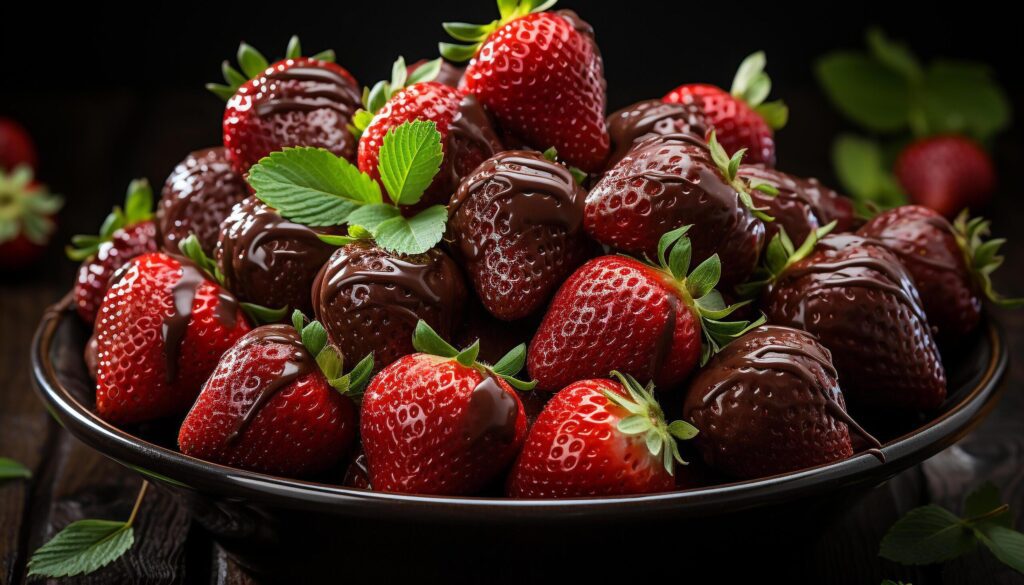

{"left": 2, "top": 0, "right": 1023, "bottom": 281}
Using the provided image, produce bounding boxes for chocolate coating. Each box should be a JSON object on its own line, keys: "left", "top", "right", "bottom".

{"left": 311, "top": 241, "right": 466, "bottom": 371}
{"left": 216, "top": 196, "right": 341, "bottom": 315}
{"left": 739, "top": 165, "right": 856, "bottom": 243}
{"left": 157, "top": 147, "right": 248, "bottom": 255}
{"left": 606, "top": 99, "right": 707, "bottom": 168}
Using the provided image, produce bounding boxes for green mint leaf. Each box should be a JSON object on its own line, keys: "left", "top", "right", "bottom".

{"left": 685, "top": 254, "right": 721, "bottom": 299}
{"left": 237, "top": 42, "right": 269, "bottom": 79}
{"left": 816, "top": 52, "right": 912, "bottom": 132}
{"left": 285, "top": 35, "right": 302, "bottom": 60}
{"left": 247, "top": 148, "right": 382, "bottom": 226}
{"left": 755, "top": 101, "right": 789, "bottom": 130}
{"left": 27, "top": 520, "right": 134, "bottom": 578}
{"left": 866, "top": 28, "right": 923, "bottom": 82}
{"left": 347, "top": 203, "right": 402, "bottom": 232}
{"left": 0, "top": 457, "right": 31, "bottom": 480}
{"left": 879, "top": 505, "right": 976, "bottom": 565}
{"left": 412, "top": 320, "right": 459, "bottom": 358}
{"left": 378, "top": 120, "right": 444, "bottom": 207}
{"left": 241, "top": 303, "right": 288, "bottom": 325}
{"left": 491, "top": 344, "right": 527, "bottom": 377}
{"left": 455, "top": 340, "right": 480, "bottom": 367}
{"left": 975, "top": 525, "right": 1024, "bottom": 574}
{"left": 921, "top": 60, "right": 1011, "bottom": 141}
{"left": 965, "top": 482, "right": 1012, "bottom": 529}
{"left": 407, "top": 58, "right": 443, "bottom": 85}
{"left": 372, "top": 205, "right": 448, "bottom": 255}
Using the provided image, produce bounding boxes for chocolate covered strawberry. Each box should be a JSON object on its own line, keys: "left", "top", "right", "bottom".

{"left": 157, "top": 147, "right": 248, "bottom": 255}
{"left": 585, "top": 132, "right": 767, "bottom": 290}
{"left": 895, "top": 135, "right": 996, "bottom": 218}
{"left": 508, "top": 371, "right": 698, "bottom": 498}
{"left": 858, "top": 206, "right": 1022, "bottom": 342}
{"left": 664, "top": 51, "right": 787, "bottom": 166}
{"left": 68, "top": 180, "right": 157, "bottom": 323}
{"left": 528, "top": 226, "right": 764, "bottom": 393}
{"left": 0, "top": 165, "right": 61, "bottom": 271}
{"left": 447, "top": 149, "right": 592, "bottom": 320}
{"left": 361, "top": 321, "right": 534, "bottom": 495}
{"left": 208, "top": 37, "right": 361, "bottom": 175}
{"left": 94, "top": 252, "right": 250, "bottom": 424}
{"left": 605, "top": 99, "right": 708, "bottom": 169}
{"left": 178, "top": 311, "right": 373, "bottom": 477}
{"left": 739, "top": 165, "right": 856, "bottom": 244}
{"left": 763, "top": 232, "right": 946, "bottom": 411}
{"left": 684, "top": 325, "right": 880, "bottom": 479}
{"left": 442, "top": 1, "right": 610, "bottom": 172}
{"left": 355, "top": 57, "right": 502, "bottom": 211}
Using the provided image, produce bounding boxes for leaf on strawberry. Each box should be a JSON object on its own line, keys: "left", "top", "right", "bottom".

{"left": 412, "top": 320, "right": 536, "bottom": 390}
{"left": 207, "top": 36, "right": 336, "bottom": 100}
{"left": 604, "top": 371, "right": 696, "bottom": 474}
{"left": 440, "top": 0, "right": 558, "bottom": 62}
{"left": 65, "top": 179, "right": 146, "bottom": 260}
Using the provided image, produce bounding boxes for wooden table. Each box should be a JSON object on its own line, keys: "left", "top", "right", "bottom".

{"left": 2, "top": 227, "right": 1022, "bottom": 585}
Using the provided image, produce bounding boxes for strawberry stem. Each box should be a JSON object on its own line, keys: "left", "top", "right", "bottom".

{"left": 412, "top": 320, "right": 536, "bottom": 390}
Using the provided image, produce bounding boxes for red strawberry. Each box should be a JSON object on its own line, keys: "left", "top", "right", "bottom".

{"left": 763, "top": 232, "right": 946, "bottom": 411}
{"left": 0, "top": 118, "right": 37, "bottom": 171}
{"left": 442, "top": 3, "right": 610, "bottom": 172}
{"left": 605, "top": 99, "right": 708, "bottom": 169}
{"left": 360, "top": 321, "right": 533, "bottom": 495}
{"left": 68, "top": 180, "right": 156, "bottom": 323}
{"left": 178, "top": 312, "right": 373, "bottom": 477}
{"left": 157, "top": 147, "right": 248, "bottom": 256}
{"left": 528, "top": 226, "right": 764, "bottom": 393}
{"left": 94, "top": 253, "right": 251, "bottom": 424}
{"left": 311, "top": 240, "right": 466, "bottom": 372}
{"left": 447, "top": 150, "right": 593, "bottom": 320}
{"left": 0, "top": 166, "right": 61, "bottom": 270}
{"left": 664, "top": 52, "right": 787, "bottom": 166}
{"left": 356, "top": 58, "right": 502, "bottom": 210}
{"left": 507, "top": 372, "right": 698, "bottom": 498}
{"left": 858, "top": 206, "right": 1022, "bottom": 342}
{"left": 894, "top": 135, "right": 996, "bottom": 218}
{"left": 739, "top": 165, "right": 857, "bottom": 244}
{"left": 209, "top": 39, "right": 361, "bottom": 176}
{"left": 684, "top": 325, "right": 880, "bottom": 479}
{"left": 585, "top": 132, "right": 766, "bottom": 291}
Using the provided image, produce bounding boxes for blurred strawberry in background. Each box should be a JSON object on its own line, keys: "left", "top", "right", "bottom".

{"left": 817, "top": 28, "right": 1011, "bottom": 218}
{"left": 0, "top": 119, "right": 37, "bottom": 171}
{"left": 0, "top": 118, "right": 63, "bottom": 271}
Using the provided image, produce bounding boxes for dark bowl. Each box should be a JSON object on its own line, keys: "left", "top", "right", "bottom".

{"left": 31, "top": 298, "right": 1008, "bottom": 582}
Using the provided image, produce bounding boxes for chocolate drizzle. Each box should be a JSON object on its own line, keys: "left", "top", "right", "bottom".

{"left": 649, "top": 293, "right": 680, "bottom": 380}
{"left": 464, "top": 376, "right": 519, "bottom": 444}
{"left": 738, "top": 165, "right": 855, "bottom": 242}
{"left": 441, "top": 95, "right": 503, "bottom": 192}
{"left": 606, "top": 100, "right": 707, "bottom": 167}
{"left": 255, "top": 66, "right": 361, "bottom": 118}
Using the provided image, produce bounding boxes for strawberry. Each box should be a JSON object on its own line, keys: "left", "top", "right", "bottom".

{"left": 409, "top": 58, "right": 463, "bottom": 88}
{"left": 442, "top": 2, "right": 610, "bottom": 172}
{"left": 360, "top": 321, "right": 533, "bottom": 495}
{"left": 684, "top": 325, "right": 880, "bottom": 479}
{"left": 0, "top": 166, "right": 61, "bottom": 271}
{"left": 507, "top": 371, "right": 698, "bottom": 498}
{"left": 664, "top": 52, "right": 787, "bottom": 166}
{"left": 763, "top": 232, "right": 946, "bottom": 411}
{"left": 605, "top": 99, "right": 708, "bottom": 169}
{"left": 739, "top": 165, "right": 857, "bottom": 244}
{"left": 178, "top": 311, "right": 373, "bottom": 477}
{"left": 94, "top": 252, "right": 250, "bottom": 424}
{"left": 894, "top": 135, "right": 996, "bottom": 218}
{"left": 208, "top": 37, "right": 361, "bottom": 176}
{"left": 68, "top": 180, "right": 155, "bottom": 323}
{"left": 858, "top": 206, "right": 1023, "bottom": 343}
{"left": 311, "top": 239, "right": 466, "bottom": 372}
{"left": 355, "top": 58, "right": 502, "bottom": 211}
{"left": 157, "top": 147, "right": 248, "bottom": 255}
{"left": 0, "top": 118, "right": 37, "bottom": 171}
{"left": 527, "top": 226, "right": 764, "bottom": 393}
{"left": 447, "top": 149, "right": 592, "bottom": 320}
{"left": 585, "top": 132, "right": 766, "bottom": 291}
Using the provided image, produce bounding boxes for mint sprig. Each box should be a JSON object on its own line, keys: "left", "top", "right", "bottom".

{"left": 248, "top": 119, "right": 449, "bottom": 256}
{"left": 207, "top": 36, "right": 336, "bottom": 100}
{"left": 880, "top": 481, "right": 1024, "bottom": 574}
{"left": 66, "top": 179, "right": 151, "bottom": 261}
{"left": 291, "top": 310, "right": 374, "bottom": 397}
{"left": 412, "top": 320, "right": 537, "bottom": 391}
{"left": 0, "top": 457, "right": 31, "bottom": 480}
{"left": 28, "top": 481, "right": 149, "bottom": 578}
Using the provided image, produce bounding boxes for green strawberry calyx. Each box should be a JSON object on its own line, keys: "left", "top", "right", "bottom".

{"left": 349, "top": 56, "right": 443, "bottom": 138}
{"left": 602, "top": 371, "right": 698, "bottom": 476}
{"left": 65, "top": 179, "right": 149, "bottom": 261}
{"left": 206, "top": 35, "right": 337, "bottom": 101}
{"left": 734, "top": 221, "right": 839, "bottom": 299}
{"left": 0, "top": 166, "right": 62, "bottom": 247}
{"left": 439, "top": 0, "right": 558, "bottom": 62}
{"left": 541, "top": 147, "right": 588, "bottom": 185}
{"left": 291, "top": 310, "right": 375, "bottom": 398}
{"left": 952, "top": 211, "right": 1024, "bottom": 308}
{"left": 730, "top": 51, "right": 789, "bottom": 130}
{"left": 411, "top": 319, "right": 537, "bottom": 391}
{"left": 707, "top": 131, "right": 775, "bottom": 223}
{"left": 651, "top": 226, "right": 767, "bottom": 364}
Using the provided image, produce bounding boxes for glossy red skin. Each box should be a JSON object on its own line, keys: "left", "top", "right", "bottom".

{"left": 507, "top": 379, "right": 681, "bottom": 498}
{"left": 223, "top": 58, "right": 361, "bottom": 176}
{"left": 528, "top": 256, "right": 701, "bottom": 393}
{"left": 94, "top": 253, "right": 250, "bottom": 424}
{"left": 895, "top": 136, "right": 996, "bottom": 218}
{"left": 739, "top": 165, "right": 857, "bottom": 243}
{"left": 858, "top": 205, "right": 981, "bottom": 342}
{"left": 74, "top": 221, "right": 159, "bottom": 323}
{"left": 461, "top": 11, "right": 609, "bottom": 172}
{"left": 178, "top": 328, "right": 356, "bottom": 477}
{"left": 0, "top": 118, "right": 37, "bottom": 171}
{"left": 360, "top": 354, "right": 527, "bottom": 495}
{"left": 663, "top": 84, "right": 775, "bottom": 167}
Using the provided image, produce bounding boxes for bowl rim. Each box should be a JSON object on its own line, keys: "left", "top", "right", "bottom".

{"left": 31, "top": 298, "right": 1009, "bottom": 521}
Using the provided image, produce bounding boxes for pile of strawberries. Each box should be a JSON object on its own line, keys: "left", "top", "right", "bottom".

{"left": 68, "top": 1, "right": 1019, "bottom": 499}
